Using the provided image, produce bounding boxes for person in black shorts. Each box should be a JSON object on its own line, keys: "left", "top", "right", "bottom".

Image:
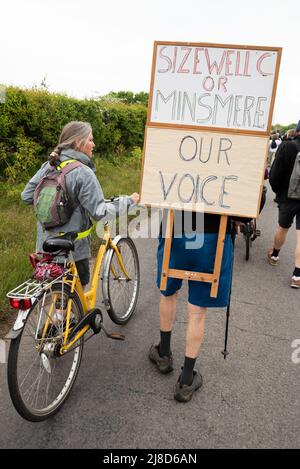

{"left": 268, "top": 120, "right": 300, "bottom": 288}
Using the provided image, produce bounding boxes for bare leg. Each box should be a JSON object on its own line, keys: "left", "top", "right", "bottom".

{"left": 273, "top": 226, "right": 289, "bottom": 250}
{"left": 174, "top": 303, "right": 206, "bottom": 398}
{"left": 159, "top": 292, "right": 178, "bottom": 332}
{"left": 148, "top": 293, "right": 178, "bottom": 371}
{"left": 185, "top": 303, "right": 206, "bottom": 358}
{"left": 295, "top": 230, "right": 300, "bottom": 268}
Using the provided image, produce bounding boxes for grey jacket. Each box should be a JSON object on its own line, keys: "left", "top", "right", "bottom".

{"left": 21, "top": 149, "right": 135, "bottom": 261}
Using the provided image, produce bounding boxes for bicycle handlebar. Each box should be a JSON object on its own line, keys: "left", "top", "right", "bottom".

{"left": 104, "top": 196, "right": 120, "bottom": 203}
{"left": 53, "top": 198, "right": 121, "bottom": 240}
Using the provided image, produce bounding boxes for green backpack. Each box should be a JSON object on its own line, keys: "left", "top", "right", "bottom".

{"left": 34, "top": 159, "right": 81, "bottom": 228}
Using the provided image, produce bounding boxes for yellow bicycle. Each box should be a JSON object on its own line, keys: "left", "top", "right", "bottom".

{"left": 6, "top": 216, "right": 140, "bottom": 421}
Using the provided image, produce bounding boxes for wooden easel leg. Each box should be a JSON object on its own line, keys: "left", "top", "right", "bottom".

{"left": 210, "top": 215, "right": 228, "bottom": 298}
{"left": 160, "top": 210, "right": 174, "bottom": 291}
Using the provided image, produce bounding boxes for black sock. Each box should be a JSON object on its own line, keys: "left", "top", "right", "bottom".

{"left": 293, "top": 267, "right": 300, "bottom": 277}
{"left": 158, "top": 331, "right": 172, "bottom": 357}
{"left": 180, "top": 356, "right": 196, "bottom": 386}
{"left": 272, "top": 248, "right": 280, "bottom": 257}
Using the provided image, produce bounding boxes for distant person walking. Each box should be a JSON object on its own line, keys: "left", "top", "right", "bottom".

{"left": 268, "top": 120, "right": 300, "bottom": 288}
{"left": 283, "top": 128, "right": 296, "bottom": 141}
{"left": 267, "top": 132, "right": 282, "bottom": 167}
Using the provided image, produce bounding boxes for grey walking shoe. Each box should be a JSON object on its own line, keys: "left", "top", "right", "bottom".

{"left": 174, "top": 370, "right": 203, "bottom": 402}
{"left": 267, "top": 249, "right": 279, "bottom": 266}
{"left": 148, "top": 344, "right": 173, "bottom": 374}
{"left": 291, "top": 276, "right": 300, "bottom": 288}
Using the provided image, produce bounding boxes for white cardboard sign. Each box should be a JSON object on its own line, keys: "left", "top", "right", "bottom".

{"left": 141, "top": 127, "right": 268, "bottom": 218}
{"left": 149, "top": 43, "right": 280, "bottom": 133}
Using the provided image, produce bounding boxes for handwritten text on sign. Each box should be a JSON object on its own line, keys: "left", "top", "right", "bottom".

{"left": 141, "top": 127, "right": 268, "bottom": 218}
{"left": 150, "top": 45, "right": 278, "bottom": 132}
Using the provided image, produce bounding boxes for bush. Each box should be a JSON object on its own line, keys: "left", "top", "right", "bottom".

{"left": 2, "top": 134, "right": 42, "bottom": 183}
{"left": 0, "top": 86, "right": 147, "bottom": 182}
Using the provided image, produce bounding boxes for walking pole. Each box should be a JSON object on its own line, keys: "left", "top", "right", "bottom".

{"left": 221, "top": 294, "right": 231, "bottom": 359}
{"left": 221, "top": 224, "right": 236, "bottom": 359}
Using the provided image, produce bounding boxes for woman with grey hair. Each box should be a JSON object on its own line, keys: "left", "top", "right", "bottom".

{"left": 21, "top": 121, "right": 139, "bottom": 286}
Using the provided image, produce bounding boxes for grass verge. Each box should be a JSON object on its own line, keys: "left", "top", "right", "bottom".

{"left": 0, "top": 153, "right": 141, "bottom": 337}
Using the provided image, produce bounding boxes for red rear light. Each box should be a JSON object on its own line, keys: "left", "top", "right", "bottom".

{"left": 9, "top": 298, "right": 32, "bottom": 310}
{"left": 9, "top": 299, "right": 20, "bottom": 309}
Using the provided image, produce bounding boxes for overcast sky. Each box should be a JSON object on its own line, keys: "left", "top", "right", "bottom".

{"left": 0, "top": 0, "right": 298, "bottom": 125}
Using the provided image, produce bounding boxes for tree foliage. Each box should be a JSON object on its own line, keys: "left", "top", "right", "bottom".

{"left": 104, "top": 91, "right": 148, "bottom": 106}
{"left": 272, "top": 123, "right": 297, "bottom": 136}
{"left": 0, "top": 86, "right": 147, "bottom": 182}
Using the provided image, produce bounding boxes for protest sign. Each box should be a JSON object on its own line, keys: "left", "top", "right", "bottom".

{"left": 148, "top": 42, "right": 281, "bottom": 133}
{"left": 142, "top": 126, "right": 269, "bottom": 218}
{"left": 141, "top": 42, "right": 282, "bottom": 217}
{"left": 141, "top": 41, "right": 281, "bottom": 295}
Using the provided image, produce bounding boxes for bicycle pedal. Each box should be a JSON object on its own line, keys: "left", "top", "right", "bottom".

{"left": 109, "top": 333, "right": 125, "bottom": 341}
{"left": 100, "top": 323, "right": 125, "bottom": 341}
{"left": 255, "top": 230, "right": 261, "bottom": 236}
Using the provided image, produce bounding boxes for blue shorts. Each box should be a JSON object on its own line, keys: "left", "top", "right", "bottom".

{"left": 156, "top": 233, "right": 233, "bottom": 308}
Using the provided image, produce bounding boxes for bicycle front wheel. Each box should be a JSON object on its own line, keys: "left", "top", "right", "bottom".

{"left": 7, "top": 283, "right": 84, "bottom": 422}
{"left": 102, "top": 237, "right": 140, "bottom": 324}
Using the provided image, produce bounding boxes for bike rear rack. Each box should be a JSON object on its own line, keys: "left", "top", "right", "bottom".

{"left": 7, "top": 271, "right": 71, "bottom": 301}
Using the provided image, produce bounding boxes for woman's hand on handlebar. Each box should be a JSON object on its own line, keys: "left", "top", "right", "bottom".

{"left": 129, "top": 192, "right": 140, "bottom": 204}
{"left": 104, "top": 194, "right": 140, "bottom": 204}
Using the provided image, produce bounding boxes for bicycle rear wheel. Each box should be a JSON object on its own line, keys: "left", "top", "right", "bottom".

{"left": 7, "top": 283, "right": 84, "bottom": 422}
{"left": 102, "top": 237, "right": 140, "bottom": 325}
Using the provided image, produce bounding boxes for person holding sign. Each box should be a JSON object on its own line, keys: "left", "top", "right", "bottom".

{"left": 149, "top": 212, "right": 230, "bottom": 402}
{"left": 148, "top": 206, "right": 265, "bottom": 403}
{"left": 144, "top": 41, "right": 280, "bottom": 403}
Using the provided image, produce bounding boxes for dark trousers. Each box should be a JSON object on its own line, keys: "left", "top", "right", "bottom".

{"left": 75, "top": 259, "right": 90, "bottom": 286}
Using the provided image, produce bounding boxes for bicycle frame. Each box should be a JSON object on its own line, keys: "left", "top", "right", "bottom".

{"left": 7, "top": 224, "right": 131, "bottom": 352}
{"left": 58, "top": 224, "right": 130, "bottom": 354}
{"left": 6, "top": 203, "right": 140, "bottom": 421}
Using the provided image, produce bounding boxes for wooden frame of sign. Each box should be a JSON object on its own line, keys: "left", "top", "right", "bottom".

{"left": 159, "top": 209, "right": 228, "bottom": 296}
{"left": 141, "top": 41, "right": 282, "bottom": 298}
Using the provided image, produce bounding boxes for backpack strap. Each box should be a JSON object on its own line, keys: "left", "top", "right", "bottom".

{"left": 56, "top": 159, "right": 82, "bottom": 209}
{"left": 56, "top": 159, "right": 81, "bottom": 173}
{"left": 56, "top": 159, "right": 75, "bottom": 170}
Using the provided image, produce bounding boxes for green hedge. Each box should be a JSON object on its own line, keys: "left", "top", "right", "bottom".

{"left": 0, "top": 86, "right": 147, "bottom": 182}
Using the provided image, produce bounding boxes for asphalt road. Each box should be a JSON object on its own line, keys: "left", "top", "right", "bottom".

{"left": 0, "top": 182, "right": 299, "bottom": 449}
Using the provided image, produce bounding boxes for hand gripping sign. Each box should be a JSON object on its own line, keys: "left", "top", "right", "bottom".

{"left": 140, "top": 41, "right": 281, "bottom": 297}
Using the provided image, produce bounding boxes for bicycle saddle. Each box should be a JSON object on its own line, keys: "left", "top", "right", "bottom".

{"left": 43, "top": 237, "right": 75, "bottom": 253}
